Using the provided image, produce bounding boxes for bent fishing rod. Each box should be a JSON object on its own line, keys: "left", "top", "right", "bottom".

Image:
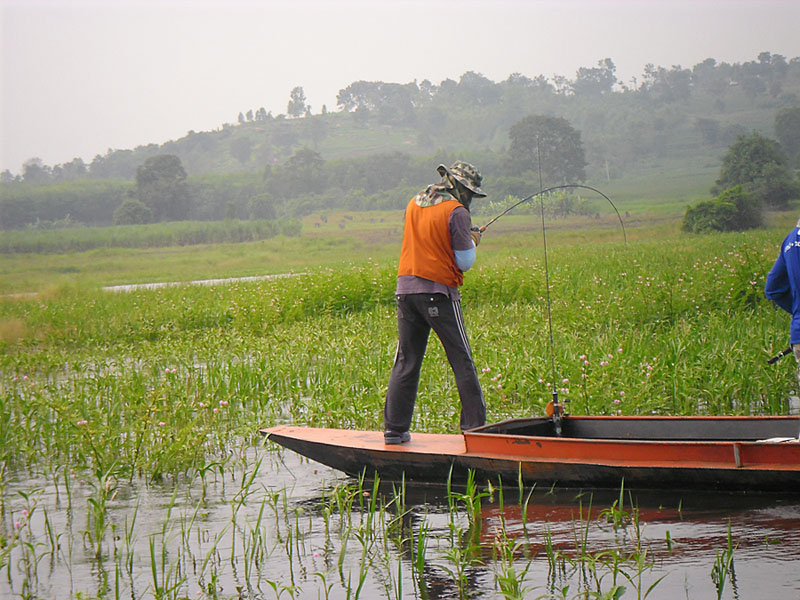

{"left": 477, "top": 183, "right": 628, "bottom": 244}
{"left": 474, "top": 179, "right": 626, "bottom": 435}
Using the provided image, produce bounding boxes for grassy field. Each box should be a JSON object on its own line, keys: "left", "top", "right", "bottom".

{"left": 0, "top": 202, "right": 692, "bottom": 295}
{"left": 2, "top": 207, "right": 799, "bottom": 474}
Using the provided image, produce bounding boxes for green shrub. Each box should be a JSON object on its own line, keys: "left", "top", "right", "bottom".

{"left": 682, "top": 185, "right": 762, "bottom": 233}
{"left": 113, "top": 198, "right": 152, "bottom": 225}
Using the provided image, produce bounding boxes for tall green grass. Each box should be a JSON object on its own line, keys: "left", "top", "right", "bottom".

{"left": 0, "top": 225, "right": 795, "bottom": 480}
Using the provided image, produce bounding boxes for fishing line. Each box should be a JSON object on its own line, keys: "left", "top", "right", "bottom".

{"left": 481, "top": 147, "right": 626, "bottom": 435}
{"left": 535, "top": 139, "right": 563, "bottom": 435}
{"left": 479, "top": 184, "right": 627, "bottom": 244}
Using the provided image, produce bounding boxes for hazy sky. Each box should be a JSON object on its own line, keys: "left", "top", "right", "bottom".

{"left": 2, "top": 0, "right": 799, "bottom": 174}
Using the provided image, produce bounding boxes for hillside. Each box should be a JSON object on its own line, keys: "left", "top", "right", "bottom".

{"left": 2, "top": 52, "right": 799, "bottom": 230}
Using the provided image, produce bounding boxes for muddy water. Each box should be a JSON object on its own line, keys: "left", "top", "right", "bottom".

{"left": 2, "top": 444, "right": 799, "bottom": 599}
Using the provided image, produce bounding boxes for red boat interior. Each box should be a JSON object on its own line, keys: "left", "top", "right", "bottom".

{"left": 471, "top": 416, "right": 800, "bottom": 442}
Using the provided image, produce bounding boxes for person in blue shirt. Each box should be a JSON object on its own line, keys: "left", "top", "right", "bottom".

{"left": 765, "top": 218, "right": 800, "bottom": 385}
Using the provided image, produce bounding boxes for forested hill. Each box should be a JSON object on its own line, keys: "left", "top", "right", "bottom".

{"left": 2, "top": 52, "right": 800, "bottom": 229}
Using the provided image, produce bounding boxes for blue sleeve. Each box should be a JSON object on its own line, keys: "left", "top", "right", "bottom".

{"left": 765, "top": 249, "right": 793, "bottom": 313}
{"left": 455, "top": 247, "right": 476, "bottom": 271}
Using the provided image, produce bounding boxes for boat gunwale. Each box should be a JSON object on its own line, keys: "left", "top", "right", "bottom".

{"left": 468, "top": 414, "right": 800, "bottom": 442}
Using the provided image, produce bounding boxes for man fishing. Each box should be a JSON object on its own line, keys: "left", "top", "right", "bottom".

{"left": 383, "top": 161, "right": 487, "bottom": 444}
{"left": 765, "top": 216, "right": 800, "bottom": 387}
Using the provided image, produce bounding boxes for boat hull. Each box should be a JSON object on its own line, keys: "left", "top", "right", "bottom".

{"left": 262, "top": 416, "right": 800, "bottom": 492}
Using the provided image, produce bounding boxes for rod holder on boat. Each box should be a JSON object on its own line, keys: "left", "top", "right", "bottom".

{"left": 548, "top": 391, "right": 563, "bottom": 436}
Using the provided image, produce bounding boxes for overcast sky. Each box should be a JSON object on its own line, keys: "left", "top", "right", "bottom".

{"left": 2, "top": 0, "right": 799, "bottom": 174}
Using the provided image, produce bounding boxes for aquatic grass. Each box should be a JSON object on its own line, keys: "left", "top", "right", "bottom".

{"left": 491, "top": 484, "right": 535, "bottom": 599}
{"left": 711, "top": 521, "right": 738, "bottom": 600}
{"left": 84, "top": 468, "right": 118, "bottom": 559}
{"left": 0, "top": 468, "right": 778, "bottom": 600}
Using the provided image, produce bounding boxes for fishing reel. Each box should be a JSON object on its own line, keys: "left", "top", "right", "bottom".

{"left": 545, "top": 396, "right": 570, "bottom": 437}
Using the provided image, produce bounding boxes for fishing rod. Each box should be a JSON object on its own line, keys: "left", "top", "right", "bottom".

{"left": 534, "top": 148, "right": 564, "bottom": 436}
{"left": 474, "top": 169, "right": 625, "bottom": 435}
{"left": 478, "top": 183, "right": 628, "bottom": 244}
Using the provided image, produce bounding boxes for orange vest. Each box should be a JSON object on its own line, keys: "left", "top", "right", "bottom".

{"left": 397, "top": 198, "right": 464, "bottom": 288}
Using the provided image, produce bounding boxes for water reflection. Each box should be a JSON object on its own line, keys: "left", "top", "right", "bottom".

{"left": 2, "top": 446, "right": 799, "bottom": 599}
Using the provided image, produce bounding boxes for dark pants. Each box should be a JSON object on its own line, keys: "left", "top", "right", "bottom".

{"left": 384, "top": 293, "right": 485, "bottom": 433}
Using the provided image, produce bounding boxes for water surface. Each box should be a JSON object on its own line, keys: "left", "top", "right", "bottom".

{"left": 2, "top": 444, "right": 799, "bottom": 599}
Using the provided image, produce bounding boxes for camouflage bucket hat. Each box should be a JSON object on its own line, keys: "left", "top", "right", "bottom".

{"left": 437, "top": 161, "right": 486, "bottom": 198}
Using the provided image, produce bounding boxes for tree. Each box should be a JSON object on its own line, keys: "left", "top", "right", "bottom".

{"left": 507, "top": 115, "right": 587, "bottom": 183}
{"left": 682, "top": 186, "right": 762, "bottom": 233}
{"left": 572, "top": 58, "right": 617, "bottom": 97}
{"left": 22, "top": 158, "right": 51, "bottom": 184}
{"left": 454, "top": 71, "right": 502, "bottom": 106}
{"left": 270, "top": 148, "right": 326, "bottom": 198}
{"left": 336, "top": 80, "right": 420, "bottom": 125}
{"left": 59, "top": 158, "right": 89, "bottom": 181}
{"left": 337, "top": 81, "right": 381, "bottom": 112}
{"left": 113, "top": 197, "right": 152, "bottom": 225}
{"left": 752, "top": 162, "right": 799, "bottom": 209}
{"left": 640, "top": 64, "right": 691, "bottom": 103}
{"left": 248, "top": 192, "right": 277, "bottom": 220}
{"left": 713, "top": 133, "right": 796, "bottom": 208}
{"left": 287, "top": 86, "right": 307, "bottom": 118}
{"left": 135, "top": 155, "right": 190, "bottom": 221}
{"left": 775, "top": 106, "right": 800, "bottom": 162}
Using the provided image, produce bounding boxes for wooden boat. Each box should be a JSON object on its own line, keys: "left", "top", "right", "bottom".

{"left": 261, "top": 415, "right": 800, "bottom": 492}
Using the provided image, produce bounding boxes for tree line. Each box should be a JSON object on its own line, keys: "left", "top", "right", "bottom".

{"left": 2, "top": 107, "right": 798, "bottom": 231}
{"left": 1, "top": 113, "right": 593, "bottom": 229}
{"left": 4, "top": 51, "right": 798, "bottom": 183}
{"left": 2, "top": 52, "right": 799, "bottom": 231}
